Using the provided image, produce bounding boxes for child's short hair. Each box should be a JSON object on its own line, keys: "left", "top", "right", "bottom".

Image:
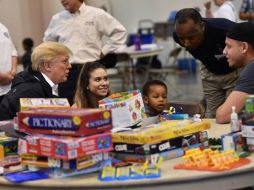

{"left": 142, "top": 80, "right": 168, "bottom": 96}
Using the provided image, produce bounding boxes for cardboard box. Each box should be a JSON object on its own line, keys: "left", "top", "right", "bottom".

{"left": 43, "top": 159, "right": 111, "bottom": 178}
{"left": 241, "top": 111, "right": 254, "bottom": 126}
{"left": 18, "top": 133, "right": 112, "bottom": 160}
{"left": 112, "top": 120, "right": 211, "bottom": 144}
{"left": 17, "top": 108, "right": 112, "bottom": 136}
{"left": 0, "top": 135, "right": 18, "bottom": 160}
{"left": 242, "top": 125, "right": 254, "bottom": 138}
{"left": 246, "top": 137, "right": 254, "bottom": 145}
{"left": 99, "top": 90, "right": 145, "bottom": 128}
{"left": 222, "top": 133, "right": 245, "bottom": 152}
{"left": 245, "top": 95, "right": 254, "bottom": 113}
{"left": 113, "top": 131, "right": 208, "bottom": 155}
{"left": 21, "top": 152, "right": 110, "bottom": 170}
{"left": 20, "top": 98, "right": 70, "bottom": 111}
{"left": 112, "top": 143, "right": 205, "bottom": 164}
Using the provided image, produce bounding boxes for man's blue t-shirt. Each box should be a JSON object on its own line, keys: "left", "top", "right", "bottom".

{"left": 234, "top": 60, "right": 254, "bottom": 94}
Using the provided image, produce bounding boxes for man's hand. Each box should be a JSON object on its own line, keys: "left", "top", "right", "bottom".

{"left": 204, "top": 1, "right": 211, "bottom": 10}
{"left": 0, "top": 71, "right": 14, "bottom": 85}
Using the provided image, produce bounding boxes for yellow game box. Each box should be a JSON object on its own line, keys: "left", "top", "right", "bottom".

{"left": 20, "top": 98, "right": 70, "bottom": 111}
{"left": 112, "top": 120, "right": 211, "bottom": 144}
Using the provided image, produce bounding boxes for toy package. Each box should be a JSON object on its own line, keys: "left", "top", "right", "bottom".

{"left": 99, "top": 90, "right": 146, "bottom": 128}
{"left": 20, "top": 98, "right": 70, "bottom": 111}
{"left": 21, "top": 152, "right": 110, "bottom": 170}
{"left": 99, "top": 158, "right": 162, "bottom": 181}
{"left": 0, "top": 135, "right": 18, "bottom": 159}
{"left": 160, "top": 107, "right": 189, "bottom": 121}
{"left": 42, "top": 158, "right": 111, "bottom": 178}
{"left": 112, "top": 120, "right": 211, "bottom": 144}
{"left": 113, "top": 131, "right": 208, "bottom": 155}
{"left": 4, "top": 171, "right": 49, "bottom": 183}
{"left": 112, "top": 141, "right": 206, "bottom": 164}
{"left": 222, "top": 133, "right": 245, "bottom": 153}
{"left": 245, "top": 95, "right": 254, "bottom": 113}
{"left": 174, "top": 148, "right": 251, "bottom": 171}
{"left": 17, "top": 108, "right": 112, "bottom": 136}
{"left": 242, "top": 125, "right": 254, "bottom": 138}
{"left": 18, "top": 133, "right": 112, "bottom": 160}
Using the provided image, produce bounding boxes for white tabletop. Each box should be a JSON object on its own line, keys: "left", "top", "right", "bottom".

{"left": 0, "top": 119, "right": 253, "bottom": 190}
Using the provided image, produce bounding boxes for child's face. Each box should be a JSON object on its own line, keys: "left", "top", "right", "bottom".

{"left": 144, "top": 85, "right": 167, "bottom": 114}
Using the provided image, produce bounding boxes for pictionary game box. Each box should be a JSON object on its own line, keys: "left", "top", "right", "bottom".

{"left": 18, "top": 133, "right": 112, "bottom": 160}
{"left": 17, "top": 108, "right": 112, "bottom": 136}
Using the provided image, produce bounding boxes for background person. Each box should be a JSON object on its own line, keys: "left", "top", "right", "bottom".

{"left": 44, "top": 0, "right": 127, "bottom": 105}
{"left": 0, "top": 41, "right": 72, "bottom": 121}
{"left": 239, "top": 0, "right": 254, "bottom": 22}
{"left": 204, "top": 0, "right": 237, "bottom": 22}
{"left": 216, "top": 22, "right": 254, "bottom": 123}
{"left": 21, "top": 38, "right": 34, "bottom": 69}
{"left": 72, "top": 61, "right": 110, "bottom": 108}
{"left": 173, "top": 8, "right": 239, "bottom": 118}
{"left": 0, "top": 22, "right": 18, "bottom": 104}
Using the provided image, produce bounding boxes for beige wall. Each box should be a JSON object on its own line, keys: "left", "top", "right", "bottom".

{"left": 42, "top": 0, "right": 63, "bottom": 32}
{"left": 0, "top": 0, "right": 44, "bottom": 54}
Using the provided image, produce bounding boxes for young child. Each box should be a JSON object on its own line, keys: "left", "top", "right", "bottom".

{"left": 142, "top": 80, "right": 168, "bottom": 117}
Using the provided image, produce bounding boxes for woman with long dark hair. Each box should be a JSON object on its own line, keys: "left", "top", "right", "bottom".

{"left": 72, "top": 62, "right": 111, "bottom": 108}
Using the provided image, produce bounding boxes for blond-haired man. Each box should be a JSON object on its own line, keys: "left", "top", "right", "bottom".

{"left": 0, "top": 41, "right": 72, "bottom": 121}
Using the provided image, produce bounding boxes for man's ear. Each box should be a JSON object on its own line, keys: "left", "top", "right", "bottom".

{"left": 43, "top": 61, "right": 51, "bottom": 72}
{"left": 242, "top": 42, "right": 249, "bottom": 54}
{"left": 200, "top": 21, "right": 205, "bottom": 31}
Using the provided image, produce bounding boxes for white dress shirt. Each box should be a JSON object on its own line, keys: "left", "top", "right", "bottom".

{"left": 44, "top": 2, "right": 127, "bottom": 64}
{"left": 214, "top": 1, "right": 237, "bottom": 22}
{"left": 0, "top": 22, "right": 18, "bottom": 96}
{"left": 41, "top": 73, "right": 58, "bottom": 96}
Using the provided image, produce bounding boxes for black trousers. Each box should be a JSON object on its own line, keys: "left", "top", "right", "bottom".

{"left": 58, "top": 64, "right": 83, "bottom": 105}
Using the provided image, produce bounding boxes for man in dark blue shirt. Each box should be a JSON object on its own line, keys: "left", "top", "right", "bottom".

{"left": 173, "top": 8, "right": 240, "bottom": 117}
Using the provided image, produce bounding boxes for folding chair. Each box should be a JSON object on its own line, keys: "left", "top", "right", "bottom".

{"left": 107, "top": 53, "right": 131, "bottom": 91}
{"left": 148, "top": 47, "right": 182, "bottom": 80}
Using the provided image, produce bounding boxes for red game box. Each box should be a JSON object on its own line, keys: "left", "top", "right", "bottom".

{"left": 17, "top": 108, "right": 112, "bottom": 136}
{"left": 18, "top": 132, "right": 112, "bottom": 160}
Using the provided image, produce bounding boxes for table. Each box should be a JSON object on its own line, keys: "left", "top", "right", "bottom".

{"left": 0, "top": 119, "right": 254, "bottom": 190}
{"left": 119, "top": 44, "right": 163, "bottom": 89}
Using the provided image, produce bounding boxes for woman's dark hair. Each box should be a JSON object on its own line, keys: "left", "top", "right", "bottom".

{"left": 142, "top": 80, "right": 167, "bottom": 96}
{"left": 74, "top": 61, "right": 110, "bottom": 108}
{"left": 174, "top": 8, "right": 202, "bottom": 25}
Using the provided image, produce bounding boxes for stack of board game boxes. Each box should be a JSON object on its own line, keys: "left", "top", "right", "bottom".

{"left": 16, "top": 98, "right": 114, "bottom": 178}
{"left": 111, "top": 119, "right": 211, "bottom": 163}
